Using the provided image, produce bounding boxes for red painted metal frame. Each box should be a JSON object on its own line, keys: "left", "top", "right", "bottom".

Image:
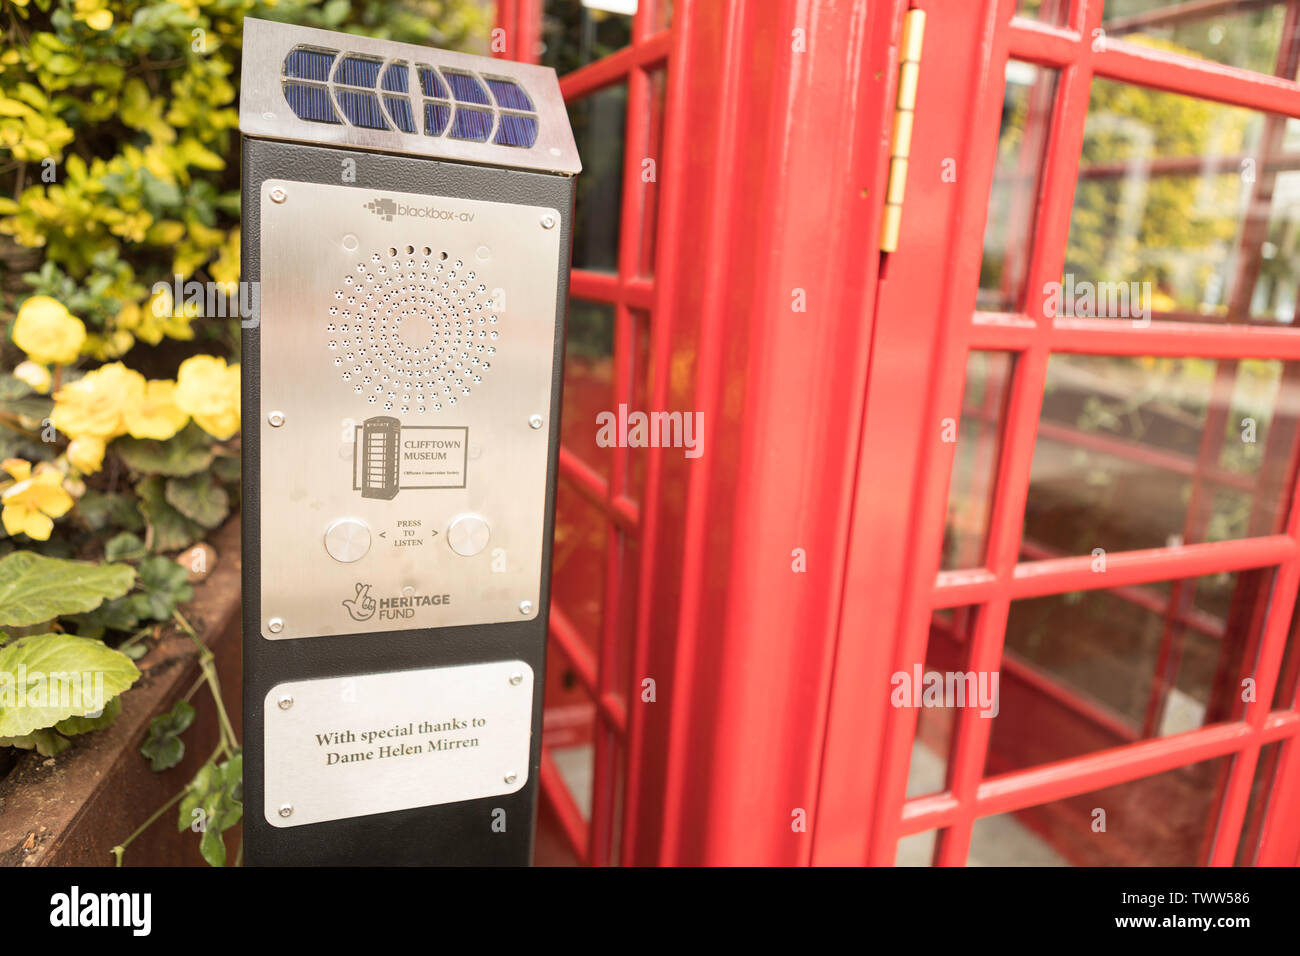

{"left": 504, "top": 0, "right": 1300, "bottom": 866}
{"left": 495, "top": 0, "right": 671, "bottom": 866}
{"left": 818, "top": 0, "right": 1300, "bottom": 866}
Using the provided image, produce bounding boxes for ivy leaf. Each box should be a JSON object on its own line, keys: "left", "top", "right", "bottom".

{"left": 141, "top": 699, "right": 195, "bottom": 771}
{"left": 129, "top": 554, "right": 193, "bottom": 621}
{"left": 136, "top": 477, "right": 204, "bottom": 553}
{"left": 211, "top": 454, "right": 241, "bottom": 483}
{"left": 165, "top": 473, "right": 229, "bottom": 529}
{"left": 116, "top": 423, "right": 214, "bottom": 477}
{"left": 77, "top": 490, "right": 145, "bottom": 534}
{"left": 0, "top": 552, "right": 136, "bottom": 626}
{"left": 105, "top": 531, "right": 147, "bottom": 562}
{"left": 178, "top": 749, "right": 243, "bottom": 866}
{"left": 0, "top": 633, "right": 140, "bottom": 737}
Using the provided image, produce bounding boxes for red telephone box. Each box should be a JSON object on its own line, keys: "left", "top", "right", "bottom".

{"left": 496, "top": 0, "right": 1300, "bottom": 866}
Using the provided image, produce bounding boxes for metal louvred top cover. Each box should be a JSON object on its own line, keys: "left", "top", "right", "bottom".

{"left": 239, "top": 18, "right": 581, "bottom": 176}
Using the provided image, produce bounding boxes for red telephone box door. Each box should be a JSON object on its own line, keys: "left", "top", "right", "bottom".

{"left": 818, "top": 0, "right": 1300, "bottom": 866}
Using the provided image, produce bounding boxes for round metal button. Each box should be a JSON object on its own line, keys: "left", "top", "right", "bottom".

{"left": 324, "top": 518, "right": 371, "bottom": 563}
{"left": 447, "top": 514, "right": 490, "bottom": 557}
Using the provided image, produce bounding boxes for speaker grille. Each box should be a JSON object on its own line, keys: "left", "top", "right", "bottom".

{"left": 328, "top": 245, "right": 497, "bottom": 414}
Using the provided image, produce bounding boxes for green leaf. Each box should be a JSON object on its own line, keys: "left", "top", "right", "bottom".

{"left": 105, "top": 531, "right": 147, "bottom": 562}
{"left": 143, "top": 734, "right": 183, "bottom": 771}
{"left": 0, "top": 375, "right": 54, "bottom": 420}
{"left": 115, "top": 423, "right": 214, "bottom": 477}
{"left": 54, "top": 693, "right": 122, "bottom": 735}
{"left": 129, "top": 554, "right": 193, "bottom": 621}
{"left": 136, "top": 477, "right": 204, "bottom": 553}
{"left": 76, "top": 491, "right": 144, "bottom": 534}
{"left": 0, "top": 728, "right": 72, "bottom": 756}
{"left": 165, "top": 473, "right": 229, "bottom": 529}
{"left": 63, "top": 595, "right": 140, "bottom": 640}
{"left": 0, "top": 633, "right": 140, "bottom": 737}
{"left": 177, "top": 749, "right": 242, "bottom": 866}
{"left": 200, "top": 825, "right": 227, "bottom": 867}
{"left": 0, "top": 552, "right": 136, "bottom": 626}
{"left": 211, "top": 454, "right": 241, "bottom": 484}
{"left": 141, "top": 699, "right": 194, "bottom": 771}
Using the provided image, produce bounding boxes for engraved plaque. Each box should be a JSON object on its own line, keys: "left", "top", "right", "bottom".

{"left": 258, "top": 179, "right": 561, "bottom": 639}
{"left": 263, "top": 661, "right": 534, "bottom": 828}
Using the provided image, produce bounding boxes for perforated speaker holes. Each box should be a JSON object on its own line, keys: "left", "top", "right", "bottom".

{"left": 327, "top": 244, "right": 498, "bottom": 413}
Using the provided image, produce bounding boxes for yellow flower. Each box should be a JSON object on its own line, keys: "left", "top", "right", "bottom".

{"left": 51, "top": 362, "right": 146, "bottom": 440}
{"left": 66, "top": 436, "right": 106, "bottom": 474}
{"left": 175, "top": 355, "right": 240, "bottom": 440}
{"left": 0, "top": 459, "right": 73, "bottom": 541}
{"left": 13, "top": 360, "right": 51, "bottom": 394}
{"left": 125, "top": 380, "right": 189, "bottom": 440}
{"left": 12, "top": 296, "right": 86, "bottom": 365}
{"left": 74, "top": 0, "right": 112, "bottom": 30}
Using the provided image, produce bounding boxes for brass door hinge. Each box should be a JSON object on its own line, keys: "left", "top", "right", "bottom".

{"left": 880, "top": 8, "right": 926, "bottom": 253}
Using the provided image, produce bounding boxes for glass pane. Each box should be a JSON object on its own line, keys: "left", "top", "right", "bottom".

{"left": 1014, "top": 0, "right": 1069, "bottom": 26}
{"left": 568, "top": 83, "right": 627, "bottom": 272}
{"left": 561, "top": 299, "right": 615, "bottom": 481}
{"left": 1066, "top": 80, "right": 1300, "bottom": 325}
{"left": 968, "top": 814, "right": 1069, "bottom": 866}
{"left": 552, "top": 479, "right": 608, "bottom": 650}
{"left": 1102, "top": 1, "right": 1298, "bottom": 78}
{"left": 1272, "top": 594, "right": 1300, "bottom": 710}
{"left": 1235, "top": 740, "right": 1284, "bottom": 866}
{"left": 611, "top": 532, "right": 639, "bottom": 705}
{"left": 970, "top": 757, "right": 1229, "bottom": 865}
{"left": 542, "top": 0, "right": 633, "bottom": 73}
{"left": 636, "top": 69, "right": 667, "bottom": 278}
{"left": 1022, "top": 355, "right": 1300, "bottom": 556}
{"left": 904, "top": 608, "right": 979, "bottom": 798}
{"left": 943, "top": 351, "right": 1015, "bottom": 570}
{"left": 626, "top": 311, "right": 652, "bottom": 503}
{"left": 894, "top": 830, "right": 938, "bottom": 866}
{"left": 542, "top": 644, "right": 596, "bottom": 822}
{"left": 986, "top": 570, "right": 1272, "bottom": 775}
{"left": 979, "top": 62, "right": 1058, "bottom": 313}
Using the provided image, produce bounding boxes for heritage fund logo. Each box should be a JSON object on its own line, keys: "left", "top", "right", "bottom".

{"left": 342, "top": 582, "right": 378, "bottom": 622}
{"left": 342, "top": 582, "right": 451, "bottom": 622}
{"left": 364, "top": 197, "right": 476, "bottom": 223}
{"left": 49, "top": 886, "right": 151, "bottom": 936}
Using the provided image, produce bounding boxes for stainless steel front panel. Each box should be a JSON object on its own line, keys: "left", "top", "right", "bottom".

{"left": 258, "top": 179, "right": 560, "bottom": 640}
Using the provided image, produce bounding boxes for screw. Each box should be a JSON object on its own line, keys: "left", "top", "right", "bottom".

{"left": 268, "top": 617, "right": 284, "bottom": 634}
{"left": 270, "top": 187, "right": 287, "bottom": 204}
{"left": 509, "top": 673, "right": 523, "bottom": 686}
{"left": 519, "top": 600, "right": 533, "bottom": 615}
{"left": 268, "top": 410, "right": 285, "bottom": 427}
{"left": 278, "top": 695, "right": 293, "bottom": 710}
{"left": 540, "top": 214, "right": 555, "bottom": 230}
{"left": 279, "top": 804, "right": 293, "bottom": 818}
{"left": 528, "top": 414, "right": 544, "bottom": 429}
{"left": 504, "top": 773, "right": 517, "bottom": 784}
